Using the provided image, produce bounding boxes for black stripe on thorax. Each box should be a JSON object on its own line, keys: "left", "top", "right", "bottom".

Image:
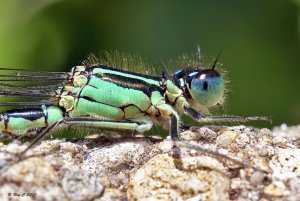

{"left": 92, "top": 73, "right": 165, "bottom": 97}
{"left": 80, "top": 95, "right": 145, "bottom": 116}
{"left": 86, "top": 65, "right": 162, "bottom": 81}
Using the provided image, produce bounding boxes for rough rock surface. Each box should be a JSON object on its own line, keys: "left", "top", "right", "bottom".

{"left": 0, "top": 124, "right": 299, "bottom": 201}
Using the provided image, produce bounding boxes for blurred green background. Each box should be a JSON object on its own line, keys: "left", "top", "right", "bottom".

{"left": 0, "top": 0, "right": 299, "bottom": 128}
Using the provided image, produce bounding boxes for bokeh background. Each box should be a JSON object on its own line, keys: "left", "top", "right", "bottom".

{"left": 0, "top": 0, "right": 299, "bottom": 129}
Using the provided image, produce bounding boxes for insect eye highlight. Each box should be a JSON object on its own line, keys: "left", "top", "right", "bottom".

{"left": 188, "top": 69, "right": 225, "bottom": 107}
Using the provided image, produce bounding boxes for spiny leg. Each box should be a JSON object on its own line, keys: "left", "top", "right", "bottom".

{"left": 21, "top": 120, "right": 63, "bottom": 155}
{"left": 184, "top": 105, "right": 271, "bottom": 124}
{"left": 169, "top": 113, "right": 246, "bottom": 166}
{"left": 63, "top": 116, "right": 153, "bottom": 133}
{"left": 170, "top": 106, "right": 270, "bottom": 166}
{"left": 22, "top": 116, "right": 153, "bottom": 154}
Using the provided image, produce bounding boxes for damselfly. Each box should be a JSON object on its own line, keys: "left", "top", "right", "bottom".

{"left": 0, "top": 50, "right": 268, "bottom": 165}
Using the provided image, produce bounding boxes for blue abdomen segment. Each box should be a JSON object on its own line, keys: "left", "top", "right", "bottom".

{"left": 0, "top": 106, "right": 63, "bottom": 137}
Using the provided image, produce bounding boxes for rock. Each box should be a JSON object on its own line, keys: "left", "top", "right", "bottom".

{"left": 264, "top": 182, "right": 288, "bottom": 197}
{"left": 216, "top": 130, "right": 238, "bottom": 147}
{"left": 269, "top": 148, "right": 300, "bottom": 180}
{"left": 0, "top": 125, "right": 299, "bottom": 201}
{"left": 95, "top": 188, "right": 125, "bottom": 201}
{"left": 62, "top": 169, "right": 104, "bottom": 201}
{"left": 235, "top": 133, "right": 249, "bottom": 147}
{"left": 82, "top": 138, "right": 155, "bottom": 176}
{"left": 249, "top": 171, "right": 265, "bottom": 186}
{"left": 0, "top": 156, "right": 65, "bottom": 200}
{"left": 180, "top": 126, "right": 217, "bottom": 141}
{"left": 127, "top": 154, "right": 230, "bottom": 201}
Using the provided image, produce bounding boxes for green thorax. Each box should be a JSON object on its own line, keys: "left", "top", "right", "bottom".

{"left": 59, "top": 65, "right": 180, "bottom": 120}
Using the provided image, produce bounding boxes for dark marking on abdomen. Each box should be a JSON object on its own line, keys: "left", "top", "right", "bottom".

{"left": 3, "top": 108, "right": 46, "bottom": 121}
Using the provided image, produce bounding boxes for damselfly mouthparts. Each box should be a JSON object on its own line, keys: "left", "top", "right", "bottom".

{"left": 0, "top": 50, "right": 269, "bottom": 166}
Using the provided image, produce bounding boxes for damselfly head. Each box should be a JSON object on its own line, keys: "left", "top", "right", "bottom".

{"left": 186, "top": 68, "right": 225, "bottom": 108}
{"left": 186, "top": 50, "right": 225, "bottom": 108}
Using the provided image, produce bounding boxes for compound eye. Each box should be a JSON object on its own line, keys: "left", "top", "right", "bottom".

{"left": 190, "top": 69, "right": 225, "bottom": 107}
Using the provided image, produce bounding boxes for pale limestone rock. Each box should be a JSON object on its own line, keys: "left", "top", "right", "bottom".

{"left": 0, "top": 125, "right": 299, "bottom": 200}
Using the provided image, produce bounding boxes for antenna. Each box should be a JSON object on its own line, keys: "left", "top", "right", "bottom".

{"left": 212, "top": 50, "right": 222, "bottom": 70}
{"left": 197, "top": 45, "right": 201, "bottom": 67}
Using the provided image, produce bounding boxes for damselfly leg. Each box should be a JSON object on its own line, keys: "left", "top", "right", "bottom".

{"left": 21, "top": 116, "right": 153, "bottom": 155}
{"left": 170, "top": 109, "right": 270, "bottom": 167}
